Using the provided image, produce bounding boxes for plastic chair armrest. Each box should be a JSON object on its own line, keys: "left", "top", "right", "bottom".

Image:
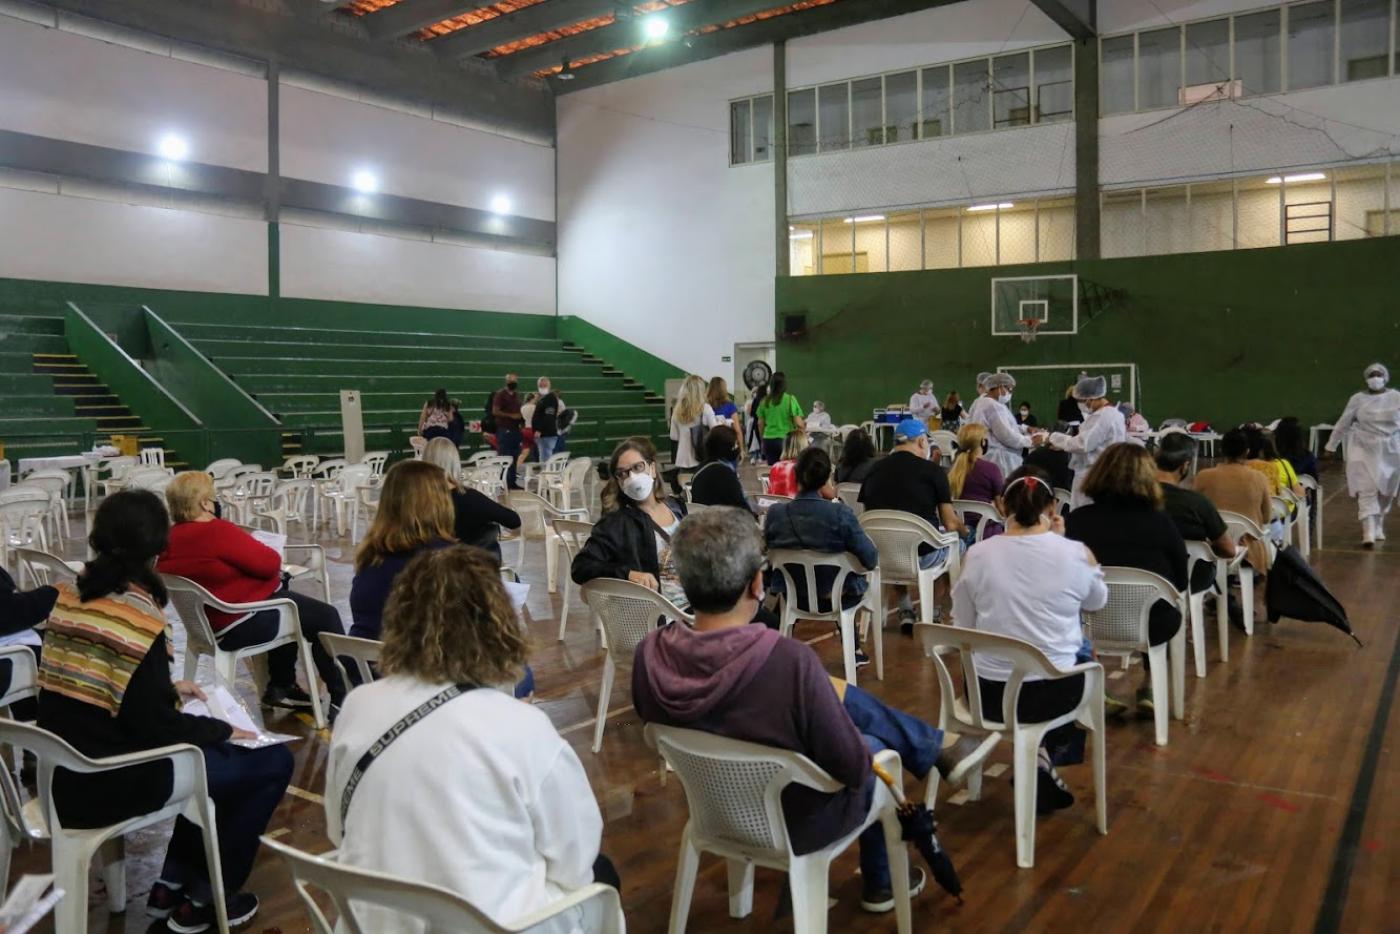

{"left": 506, "top": 883, "right": 623, "bottom": 933}
{"left": 209, "top": 597, "right": 299, "bottom": 642}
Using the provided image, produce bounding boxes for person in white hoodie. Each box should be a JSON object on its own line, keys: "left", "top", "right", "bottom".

{"left": 1326, "top": 362, "right": 1400, "bottom": 546}
{"left": 326, "top": 545, "right": 618, "bottom": 933}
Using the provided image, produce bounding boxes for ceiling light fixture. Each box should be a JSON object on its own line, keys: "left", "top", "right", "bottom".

{"left": 789, "top": 230, "right": 813, "bottom": 240}
{"left": 156, "top": 134, "right": 190, "bottom": 161}
{"left": 351, "top": 169, "right": 378, "bottom": 194}
{"left": 556, "top": 57, "right": 576, "bottom": 81}
{"left": 643, "top": 15, "right": 670, "bottom": 40}
{"left": 843, "top": 215, "right": 886, "bottom": 224}
{"left": 1265, "top": 172, "right": 1327, "bottom": 184}
{"left": 490, "top": 194, "right": 512, "bottom": 215}
{"left": 966, "top": 202, "right": 1013, "bottom": 212}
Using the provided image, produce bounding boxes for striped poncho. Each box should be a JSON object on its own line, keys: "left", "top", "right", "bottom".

{"left": 38, "top": 583, "right": 168, "bottom": 716}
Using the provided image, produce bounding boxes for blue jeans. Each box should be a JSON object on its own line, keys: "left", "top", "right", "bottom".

{"left": 536, "top": 435, "right": 559, "bottom": 463}
{"left": 515, "top": 664, "right": 535, "bottom": 699}
{"left": 844, "top": 684, "right": 944, "bottom": 890}
{"left": 496, "top": 427, "right": 522, "bottom": 488}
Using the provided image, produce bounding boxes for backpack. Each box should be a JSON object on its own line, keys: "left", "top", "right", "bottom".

{"left": 480, "top": 391, "right": 498, "bottom": 435}
{"left": 558, "top": 407, "right": 577, "bottom": 433}
{"left": 532, "top": 392, "right": 561, "bottom": 436}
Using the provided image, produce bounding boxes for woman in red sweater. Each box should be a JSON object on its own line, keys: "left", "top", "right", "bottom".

{"left": 158, "top": 471, "right": 346, "bottom": 714}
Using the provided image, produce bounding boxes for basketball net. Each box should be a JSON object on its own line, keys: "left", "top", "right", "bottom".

{"left": 1017, "top": 318, "right": 1040, "bottom": 343}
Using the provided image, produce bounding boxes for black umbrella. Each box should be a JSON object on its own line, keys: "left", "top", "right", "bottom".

{"left": 1265, "top": 545, "right": 1363, "bottom": 646}
{"left": 872, "top": 761, "right": 963, "bottom": 903}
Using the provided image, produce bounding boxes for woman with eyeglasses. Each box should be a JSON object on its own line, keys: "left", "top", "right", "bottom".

{"left": 571, "top": 437, "right": 689, "bottom": 608}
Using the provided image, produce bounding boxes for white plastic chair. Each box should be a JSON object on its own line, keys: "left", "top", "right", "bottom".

{"left": 1270, "top": 495, "right": 1295, "bottom": 549}
{"left": 162, "top": 575, "right": 327, "bottom": 729}
{"left": 1082, "top": 567, "right": 1187, "bottom": 747}
{"left": 0, "top": 720, "right": 230, "bottom": 934}
{"left": 952, "top": 499, "right": 1004, "bottom": 542}
{"left": 359, "top": 451, "right": 390, "bottom": 477}
{"left": 505, "top": 491, "right": 587, "bottom": 593}
{"left": 835, "top": 482, "right": 863, "bottom": 514}
{"left": 205, "top": 458, "right": 242, "bottom": 480}
{"left": 350, "top": 482, "right": 381, "bottom": 544}
{"left": 544, "top": 458, "right": 593, "bottom": 514}
{"left": 552, "top": 519, "right": 596, "bottom": 643}
{"left": 918, "top": 623, "right": 1107, "bottom": 869}
{"left": 524, "top": 451, "right": 571, "bottom": 496}
{"left": 254, "top": 479, "right": 315, "bottom": 535}
{"left": 13, "top": 547, "right": 79, "bottom": 590}
{"left": 0, "top": 490, "right": 51, "bottom": 567}
{"left": 1298, "top": 475, "right": 1322, "bottom": 550}
{"left": 1053, "top": 487, "right": 1073, "bottom": 517}
{"left": 93, "top": 456, "right": 138, "bottom": 499}
{"left": 286, "top": 543, "right": 332, "bottom": 605}
{"left": 279, "top": 454, "right": 320, "bottom": 479}
{"left": 138, "top": 447, "right": 166, "bottom": 468}
{"left": 262, "top": 836, "right": 624, "bottom": 934}
{"left": 318, "top": 632, "right": 382, "bottom": 692}
{"left": 1183, "top": 540, "right": 1226, "bottom": 679}
{"left": 465, "top": 457, "right": 513, "bottom": 499}
{"left": 646, "top": 724, "right": 913, "bottom": 934}
{"left": 17, "top": 470, "right": 72, "bottom": 542}
{"left": 929, "top": 429, "right": 958, "bottom": 454}
{"left": 767, "top": 548, "right": 881, "bottom": 685}
{"left": 1217, "top": 510, "right": 1276, "bottom": 638}
{"left": 580, "top": 579, "right": 692, "bottom": 753}
{"left": 323, "top": 465, "right": 373, "bottom": 538}
{"left": 859, "top": 510, "right": 960, "bottom": 631}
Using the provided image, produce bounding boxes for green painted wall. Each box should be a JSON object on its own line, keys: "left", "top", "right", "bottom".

{"left": 557, "top": 315, "right": 683, "bottom": 398}
{"left": 775, "top": 237, "right": 1400, "bottom": 431}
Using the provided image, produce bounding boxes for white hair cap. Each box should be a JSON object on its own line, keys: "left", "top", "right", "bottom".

{"left": 985, "top": 372, "right": 1016, "bottom": 392}
{"left": 976, "top": 371, "right": 994, "bottom": 389}
{"left": 1074, "top": 375, "right": 1108, "bottom": 400}
{"left": 919, "top": 379, "right": 934, "bottom": 391}
{"left": 1364, "top": 362, "right": 1389, "bottom": 382}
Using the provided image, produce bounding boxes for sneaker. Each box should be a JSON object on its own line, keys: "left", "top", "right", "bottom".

{"left": 935, "top": 735, "right": 983, "bottom": 787}
{"left": 1104, "top": 695, "right": 1130, "bottom": 717}
{"left": 262, "top": 684, "right": 313, "bottom": 710}
{"left": 167, "top": 892, "right": 259, "bottom": 933}
{"left": 854, "top": 650, "right": 872, "bottom": 668}
{"left": 1035, "top": 749, "right": 1075, "bottom": 814}
{"left": 1136, "top": 686, "right": 1155, "bottom": 716}
{"left": 898, "top": 610, "right": 916, "bottom": 636}
{"left": 146, "top": 881, "right": 182, "bottom": 919}
{"left": 860, "top": 866, "right": 927, "bottom": 913}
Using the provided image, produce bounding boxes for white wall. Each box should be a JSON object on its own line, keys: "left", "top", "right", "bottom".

{"left": 0, "top": 187, "right": 267, "bottom": 293}
{"left": 557, "top": 45, "right": 775, "bottom": 378}
{"left": 0, "top": 14, "right": 266, "bottom": 171}
{"left": 279, "top": 84, "right": 555, "bottom": 221}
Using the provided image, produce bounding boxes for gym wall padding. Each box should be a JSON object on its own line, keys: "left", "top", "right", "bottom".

{"left": 775, "top": 236, "right": 1400, "bottom": 431}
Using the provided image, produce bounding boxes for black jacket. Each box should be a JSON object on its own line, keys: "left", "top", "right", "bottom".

{"left": 0, "top": 566, "right": 57, "bottom": 636}
{"left": 571, "top": 499, "right": 686, "bottom": 585}
{"left": 689, "top": 462, "right": 754, "bottom": 514}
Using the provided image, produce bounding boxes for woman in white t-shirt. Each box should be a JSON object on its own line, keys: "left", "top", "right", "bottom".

{"left": 951, "top": 465, "right": 1107, "bottom": 813}
{"left": 327, "top": 545, "right": 618, "bottom": 933}
{"left": 669, "top": 374, "right": 720, "bottom": 470}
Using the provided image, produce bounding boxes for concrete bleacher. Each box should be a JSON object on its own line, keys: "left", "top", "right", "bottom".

{"left": 174, "top": 322, "right": 669, "bottom": 459}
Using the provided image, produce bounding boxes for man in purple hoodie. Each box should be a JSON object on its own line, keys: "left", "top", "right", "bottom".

{"left": 633, "top": 507, "right": 974, "bottom": 913}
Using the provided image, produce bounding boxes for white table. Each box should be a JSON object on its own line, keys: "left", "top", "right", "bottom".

{"left": 1309, "top": 423, "right": 1335, "bottom": 457}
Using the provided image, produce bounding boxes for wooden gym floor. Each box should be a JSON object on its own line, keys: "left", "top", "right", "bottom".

{"left": 12, "top": 459, "right": 1396, "bottom": 933}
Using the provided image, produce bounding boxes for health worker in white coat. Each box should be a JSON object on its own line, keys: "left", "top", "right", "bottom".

{"left": 1325, "top": 362, "right": 1400, "bottom": 547}
{"left": 1046, "top": 375, "right": 1126, "bottom": 509}
{"left": 966, "top": 371, "right": 1030, "bottom": 476}
{"left": 909, "top": 380, "right": 939, "bottom": 422}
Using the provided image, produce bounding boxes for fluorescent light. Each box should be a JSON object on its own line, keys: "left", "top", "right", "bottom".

{"left": 843, "top": 215, "right": 886, "bottom": 224}
{"left": 350, "top": 169, "right": 378, "bottom": 194}
{"left": 1266, "top": 172, "right": 1327, "bottom": 184}
{"left": 967, "top": 202, "right": 1013, "bottom": 212}
{"left": 490, "top": 194, "right": 512, "bottom": 215}
{"left": 789, "top": 231, "right": 813, "bottom": 240}
{"left": 156, "top": 134, "right": 189, "bottom": 161}
{"left": 643, "top": 15, "right": 669, "bottom": 40}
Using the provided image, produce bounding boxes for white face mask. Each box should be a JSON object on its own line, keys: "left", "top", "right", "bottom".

{"left": 1078, "top": 402, "right": 1092, "bottom": 419}
{"left": 621, "top": 471, "right": 655, "bottom": 502}
{"left": 1366, "top": 376, "right": 1386, "bottom": 390}
{"left": 1002, "top": 392, "right": 1013, "bottom": 406}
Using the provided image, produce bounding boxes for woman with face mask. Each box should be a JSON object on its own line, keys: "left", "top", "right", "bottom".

{"left": 966, "top": 372, "right": 1032, "bottom": 476}
{"left": 1325, "top": 363, "right": 1400, "bottom": 547}
{"left": 571, "top": 437, "right": 690, "bottom": 609}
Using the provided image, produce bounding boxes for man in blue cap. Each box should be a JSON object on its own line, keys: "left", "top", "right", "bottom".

{"left": 859, "top": 418, "right": 968, "bottom": 633}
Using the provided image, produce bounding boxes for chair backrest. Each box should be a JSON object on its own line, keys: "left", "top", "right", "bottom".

{"left": 506, "top": 491, "right": 556, "bottom": 538}
{"left": 1053, "top": 487, "right": 1072, "bottom": 516}
{"left": 313, "top": 458, "right": 347, "bottom": 479}
{"left": 14, "top": 547, "right": 78, "bottom": 589}
{"left": 645, "top": 724, "right": 843, "bottom": 858}
{"left": 160, "top": 575, "right": 225, "bottom": 652}
{"left": 126, "top": 468, "right": 175, "bottom": 492}
{"left": 562, "top": 457, "right": 593, "bottom": 489}
{"left": 836, "top": 482, "right": 862, "bottom": 513}
{"left": 17, "top": 470, "right": 69, "bottom": 493}
{"left": 1269, "top": 495, "right": 1291, "bottom": 525}
{"left": 100, "top": 456, "right": 137, "bottom": 480}
{"left": 952, "top": 499, "right": 1005, "bottom": 542}
{"left": 0, "top": 488, "right": 50, "bottom": 506}
{"left": 918, "top": 622, "right": 1080, "bottom": 731}
{"left": 281, "top": 455, "right": 320, "bottom": 479}
{"left": 1082, "top": 567, "right": 1182, "bottom": 653}
{"left": 360, "top": 452, "right": 389, "bottom": 476}
{"left": 139, "top": 448, "right": 166, "bottom": 467}
{"left": 320, "top": 632, "right": 383, "bottom": 691}
{"left": 859, "top": 509, "right": 952, "bottom": 584}
{"left": 261, "top": 836, "right": 625, "bottom": 934}
{"left": 336, "top": 464, "right": 374, "bottom": 494}
{"left": 466, "top": 450, "right": 498, "bottom": 466}
{"left": 553, "top": 519, "right": 593, "bottom": 563}
{"left": 836, "top": 424, "right": 860, "bottom": 441}
{"left": 1218, "top": 509, "right": 1276, "bottom": 568}
{"left": 580, "top": 578, "right": 691, "bottom": 665}
{"left": 930, "top": 429, "right": 959, "bottom": 453}
{"left": 0, "top": 644, "right": 39, "bottom": 708}
{"left": 766, "top": 547, "right": 871, "bottom": 619}
{"left": 206, "top": 458, "right": 242, "bottom": 479}
{"left": 1159, "top": 418, "right": 1189, "bottom": 430}
{"left": 1183, "top": 539, "right": 1219, "bottom": 575}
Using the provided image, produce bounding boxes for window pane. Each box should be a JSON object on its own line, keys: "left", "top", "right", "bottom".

{"left": 820, "top": 217, "right": 854, "bottom": 273}
{"left": 1188, "top": 180, "right": 1235, "bottom": 251}
{"left": 1037, "top": 196, "right": 1075, "bottom": 260}
{"left": 1145, "top": 186, "right": 1190, "bottom": 255}
{"left": 1288, "top": 1, "right": 1335, "bottom": 91}
{"left": 1283, "top": 173, "right": 1333, "bottom": 244}
{"left": 851, "top": 214, "right": 888, "bottom": 272}
{"left": 888, "top": 211, "right": 921, "bottom": 271}
{"left": 1340, "top": 0, "right": 1390, "bottom": 82}
{"left": 1138, "top": 27, "right": 1182, "bottom": 109}
{"left": 1101, "top": 189, "right": 1145, "bottom": 258}
{"left": 1333, "top": 164, "right": 1387, "bottom": 239}
{"left": 921, "top": 66, "right": 951, "bottom": 137}
{"left": 961, "top": 207, "right": 997, "bottom": 266}
{"left": 788, "top": 222, "right": 817, "bottom": 275}
{"left": 884, "top": 71, "right": 918, "bottom": 143}
{"left": 788, "top": 89, "right": 816, "bottom": 157}
{"left": 852, "top": 77, "right": 883, "bottom": 147}
{"left": 1101, "top": 35, "right": 1136, "bottom": 114}
{"left": 953, "top": 59, "right": 991, "bottom": 134}
{"left": 752, "top": 95, "right": 772, "bottom": 161}
{"left": 1236, "top": 176, "right": 1281, "bottom": 249}
{"left": 729, "top": 99, "right": 751, "bottom": 165}
{"left": 1034, "top": 45, "right": 1073, "bottom": 123}
{"left": 923, "top": 207, "right": 959, "bottom": 269}
{"left": 1184, "top": 18, "right": 1230, "bottom": 90}
{"left": 1235, "top": 9, "right": 1282, "bottom": 96}
{"left": 992, "top": 52, "right": 1031, "bottom": 128}
{"left": 818, "top": 83, "right": 850, "bottom": 152}
{"left": 998, "top": 203, "right": 1036, "bottom": 264}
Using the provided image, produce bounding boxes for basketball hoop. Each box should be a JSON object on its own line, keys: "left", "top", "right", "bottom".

{"left": 1017, "top": 318, "right": 1041, "bottom": 343}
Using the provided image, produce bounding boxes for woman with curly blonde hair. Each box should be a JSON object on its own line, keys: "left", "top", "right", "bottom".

{"left": 327, "top": 546, "right": 618, "bottom": 933}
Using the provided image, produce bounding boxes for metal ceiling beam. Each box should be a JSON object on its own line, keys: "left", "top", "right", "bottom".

{"left": 498, "top": 0, "right": 802, "bottom": 79}
{"left": 362, "top": 0, "right": 494, "bottom": 41}
{"left": 1029, "top": 0, "right": 1095, "bottom": 40}
{"left": 428, "top": 0, "right": 618, "bottom": 59}
{"left": 556, "top": 0, "right": 968, "bottom": 93}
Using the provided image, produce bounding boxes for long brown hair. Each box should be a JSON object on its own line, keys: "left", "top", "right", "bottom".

{"left": 379, "top": 546, "right": 527, "bottom": 686}
{"left": 354, "top": 460, "right": 456, "bottom": 571}
{"left": 706, "top": 376, "right": 730, "bottom": 409}
{"left": 1082, "top": 442, "right": 1163, "bottom": 509}
{"left": 601, "top": 436, "right": 665, "bottom": 514}
{"left": 947, "top": 422, "right": 987, "bottom": 498}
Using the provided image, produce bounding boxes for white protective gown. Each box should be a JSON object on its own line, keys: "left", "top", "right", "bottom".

{"left": 1049, "top": 404, "right": 1127, "bottom": 509}
{"left": 1325, "top": 388, "right": 1400, "bottom": 518}
{"left": 908, "top": 391, "right": 939, "bottom": 421}
{"left": 967, "top": 395, "right": 1030, "bottom": 476}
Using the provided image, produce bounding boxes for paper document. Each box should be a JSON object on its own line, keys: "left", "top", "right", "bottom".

{"left": 0, "top": 630, "right": 41, "bottom": 649}
{"left": 503, "top": 580, "right": 530, "bottom": 614}
{"left": 251, "top": 530, "right": 286, "bottom": 559}
{"left": 183, "top": 684, "right": 301, "bottom": 749}
{"left": 0, "top": 874, "right": 64, "bottom": 934}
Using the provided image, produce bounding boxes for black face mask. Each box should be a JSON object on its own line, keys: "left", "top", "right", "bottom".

{"left": 209, "top": 501, "right": 222, "bottom": 520}
{"left": 506, "top": 381, "right": 518, "bottom": 391}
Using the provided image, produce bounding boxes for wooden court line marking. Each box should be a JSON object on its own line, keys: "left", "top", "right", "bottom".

{"left": 266, "top": 827, "right": 291, "bottom": 839}
{"left": 559, "top": 705, "right": 635, "bottom": 736}
{"left": 803, "top": 632, "right": 837, "bottom": 646}
{"left": 1113, "top": 762, "right": 1337, "bottom": 802}
{"left": 984, "top": 763, "right": 1008, "bottom": 778}
{"left": 287, "top": 785, "right": 325, "bottom": 805}
{"left": 946, "top": 790, "right": 971, "bottom": 806}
